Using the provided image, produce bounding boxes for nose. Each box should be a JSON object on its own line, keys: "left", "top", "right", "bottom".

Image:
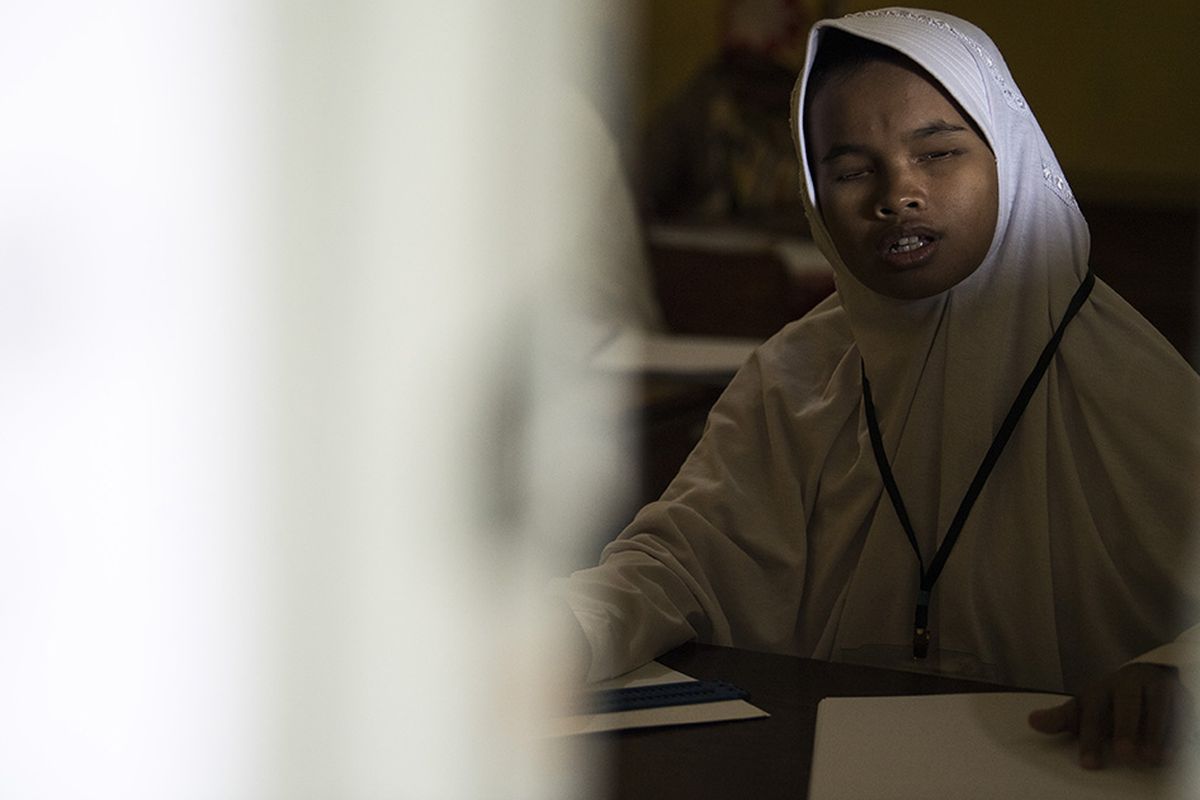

{"left": 874, "top": 168, "right": 926, "bottom": 219}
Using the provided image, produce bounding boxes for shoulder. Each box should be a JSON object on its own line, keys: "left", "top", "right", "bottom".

{"left": 750, "top": 291, "right": 857, "bottom": 395}
{"left": 1056, "top": 276, "right": 1200, "bottom": 489}
{"left": 706, "top": 291, "right": 859, "bottom": 429}
{"left": 660, "top": 291, "right": 861, "bottom": 505}
{"left": 1068, "top": 278, "right": 1199, "bottom": 391}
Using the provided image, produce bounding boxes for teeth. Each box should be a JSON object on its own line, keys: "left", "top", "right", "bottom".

{"left": 891, "top": 235, "right": 927, "bottom": 253}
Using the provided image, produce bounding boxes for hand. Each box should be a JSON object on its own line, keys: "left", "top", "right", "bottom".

{"left": 1027, "top": 663, "right": 1195, "bottom": 769}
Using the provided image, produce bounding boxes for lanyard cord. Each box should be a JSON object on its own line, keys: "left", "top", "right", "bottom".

{"left": 861, "top": 269, "right": 1095, "bottom": 658}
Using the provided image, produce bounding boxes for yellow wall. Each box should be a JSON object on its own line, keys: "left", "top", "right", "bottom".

{"left": 641, "top": 1, "right": 1200, "bottom": 205}
{"left": 640, "top": 0, "right": 723, "bottom": 121}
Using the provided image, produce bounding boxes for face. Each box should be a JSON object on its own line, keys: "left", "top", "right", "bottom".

{"left": 807, "top": 59, "right": 999, "bottom": 300}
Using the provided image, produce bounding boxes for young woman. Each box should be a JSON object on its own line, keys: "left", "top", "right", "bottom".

{"left": 558, "top": 8, "right": 1199, "bottom": 767}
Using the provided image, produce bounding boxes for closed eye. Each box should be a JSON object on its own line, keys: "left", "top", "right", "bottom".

{"left": 918, "top": 148, "right": 964, "bottom": 163}
{"left": 835, "top": 168, "right": 872, "bottom": 182}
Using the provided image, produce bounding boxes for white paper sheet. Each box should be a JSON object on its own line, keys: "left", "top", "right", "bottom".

{"left": 543, "top": 661, "right": 768, "bottom": 737}
{"left": 809, "top": 693, "right": 1199, "bottom": 799}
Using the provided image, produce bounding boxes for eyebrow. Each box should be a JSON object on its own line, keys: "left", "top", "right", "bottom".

{"left": 819, "top": 144, "right": 868, "bottom": 164}
{"left": 818, "top": 120, "right": 969, "bottom": 164}
{"left": 911, "top": 120, "right": 968, "bottom": 138}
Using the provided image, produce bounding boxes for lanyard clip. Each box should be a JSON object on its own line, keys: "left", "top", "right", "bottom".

{"left": 912, "top": 627, "right": 931, "bottom": 659}
{"left": 912, "top": 590, "right": 931, "bottom": 659}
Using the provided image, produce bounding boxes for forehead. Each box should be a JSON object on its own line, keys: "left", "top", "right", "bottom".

{"left": 807, "top": 59, "right": 968, "bottom": 144}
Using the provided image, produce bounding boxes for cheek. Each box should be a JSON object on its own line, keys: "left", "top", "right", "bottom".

{"left": 970, "top": 176, "right": 1000, "bottom": 249}
{"left": 826, "top": 216, "right": 866, "bottom": 265}
{"left": 950, "top": 173, "right": 998, "bottom": 246}
{"left": 821, "top": 194, "right": 868, "bottom": 253}
{"left": 969, "top": 165, "right": 999, "bottom": 223}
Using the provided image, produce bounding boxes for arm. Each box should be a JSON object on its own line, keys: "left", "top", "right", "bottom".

{"left": 1031, "top": 287, "right": 1200, "bottom": 768}
{"left": 552, "top": 349, "right": 812, "bottom": 682}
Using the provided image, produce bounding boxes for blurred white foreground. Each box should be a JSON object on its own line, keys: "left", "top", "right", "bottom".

{"left": 0, "top": 2, "right": 636, "bottom": 797}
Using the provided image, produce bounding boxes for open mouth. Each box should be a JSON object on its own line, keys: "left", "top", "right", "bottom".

{"left": 889, "top": 234, "right": 933, "bottom": 254}
{"left": 877, "top": 229, "right": 941, "bottom": 270}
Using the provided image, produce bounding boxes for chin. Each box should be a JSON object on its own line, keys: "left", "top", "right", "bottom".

{"left": 858, "top": 264, "right": 978, "bottom": 301}
{"left": 882, "top": 283, "right": 949, "bottom": 300}
{"left": 863, "top": 275, "right": 950, "bottom": 301}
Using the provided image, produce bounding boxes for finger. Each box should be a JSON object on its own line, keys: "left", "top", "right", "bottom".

{"left": 1077, "top": 691, "right": 1111, "bottom": 770}
{"left": 1138, "top": 677, "right": 1170, "bottom": 764}
{"left": 1141, "top": 675, "right": 1186, "bottom": 765}
{"left": 1167, "top": 683, "right": 1198, "bottom": 762}
{"left": 1028, "top": 698, "right": 1078, "bottom": 734}
{"left": 1110, "top": 677, "right": 1143, "bottom": 764}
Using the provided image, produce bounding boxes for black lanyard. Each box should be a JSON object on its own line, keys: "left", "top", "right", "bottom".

{"left": 861, "top": 270, "right": 1095, "bottom": 659}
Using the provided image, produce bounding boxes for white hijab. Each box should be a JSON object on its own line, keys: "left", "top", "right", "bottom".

{"left": 790, "top": 8, "right": 1200, "bottom": 689}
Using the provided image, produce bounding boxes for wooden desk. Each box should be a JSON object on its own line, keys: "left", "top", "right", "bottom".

{"left": 604, "top": 642, "right": 1023, "bottom": 800}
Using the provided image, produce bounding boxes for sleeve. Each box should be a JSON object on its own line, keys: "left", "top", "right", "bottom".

{"left": 551, "top": 350, "right": 811, "bottom": 682}
{"left": 1130, "top": 624, "right": 1200, "bottom": 697}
